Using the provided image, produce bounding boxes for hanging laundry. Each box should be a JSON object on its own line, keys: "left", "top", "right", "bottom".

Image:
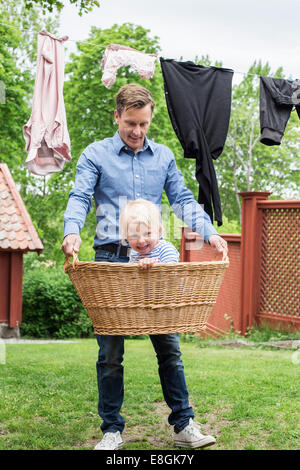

{"left": 101, "top": 43, "right": 157, "bottom": 88}
{"left": 259, "top": 76, "right": 300, "bottom": 146}
{"left": 160, "top": 58, "right": 233, "bottom": 226}
{"left": 23, "top": 30, "right": 71, "bottom": 176}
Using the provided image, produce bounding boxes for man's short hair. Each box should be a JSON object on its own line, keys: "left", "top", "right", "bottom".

{"left": 116, "top": 83, "right": 154, "bottom": 116}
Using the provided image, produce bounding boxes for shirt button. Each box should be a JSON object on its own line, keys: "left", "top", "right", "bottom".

{"left": 135, "top": 174, "right": 139, "bottom": 178}
{"left": 137, "top": 193, "right": 140, "bottom": 197}
{"left": 134, "top": 157, "right": 137, "bottom": 160}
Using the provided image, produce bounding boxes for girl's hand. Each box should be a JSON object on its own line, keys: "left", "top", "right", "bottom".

{"left": 138, "top": 257, "right": 159, "bottom": 269}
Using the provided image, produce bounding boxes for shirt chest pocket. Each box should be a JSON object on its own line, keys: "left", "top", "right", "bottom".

{"left": 144, "top": 169, "right": 165, "bottom": 196}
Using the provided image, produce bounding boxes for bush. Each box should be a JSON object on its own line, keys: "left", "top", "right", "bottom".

{"left": 20, "top": 265, "right": 94, "bottom": 339}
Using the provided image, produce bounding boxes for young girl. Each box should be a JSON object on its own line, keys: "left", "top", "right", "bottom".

{"left": 119, "top": 199, "right": 179, "bottom": 269}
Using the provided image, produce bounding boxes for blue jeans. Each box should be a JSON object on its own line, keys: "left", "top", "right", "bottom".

{"left": 94, "top": 248, "right": 194, "bottom": 434}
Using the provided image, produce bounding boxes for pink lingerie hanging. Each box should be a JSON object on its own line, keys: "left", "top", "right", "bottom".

{"left": 23, "top": 30, "right": 71, "bottom": 176}
{"left": 101, "top": 43, "right": 157, "bottom": 88}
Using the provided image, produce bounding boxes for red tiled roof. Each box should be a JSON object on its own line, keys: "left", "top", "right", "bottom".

{"left": 0, "top": 163, "right": 43, "bottom": 253}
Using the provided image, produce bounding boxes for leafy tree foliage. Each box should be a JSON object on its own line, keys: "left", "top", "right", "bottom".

{"left": 23, "top": 0, "right": 100, "bottom": 15}
{"left": 0, "top": 18, "right": 31, "bottom": 183}
{"left": 1, "top": 10, "right": 298, "bottom": 263}
{"left": 0, "top": 0, "right": 62, "bottom": 256}
{"left": 216, "top": 61, "right": 300, "bottom": 222}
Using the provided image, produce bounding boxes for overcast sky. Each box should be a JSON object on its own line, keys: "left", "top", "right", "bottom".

{"left": 58, "top": 0, "right": 300, "bottom": 84}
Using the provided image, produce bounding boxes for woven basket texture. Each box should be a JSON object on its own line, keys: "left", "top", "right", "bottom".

{"left": 64, "top": 260, "right": 229, "bottom": 335}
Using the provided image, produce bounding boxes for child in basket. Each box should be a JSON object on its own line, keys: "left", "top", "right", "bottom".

{"left": 119, "top": 199, "right": 179, "bottom": 268}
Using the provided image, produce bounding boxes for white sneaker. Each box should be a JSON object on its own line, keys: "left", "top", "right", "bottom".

{"left": 94, "top": 431, "right": 123, "bottom": 450}
{"left": 174, "top": 418, "right": 216, "bottom": 449}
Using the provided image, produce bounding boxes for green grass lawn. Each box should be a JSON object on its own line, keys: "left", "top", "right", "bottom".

{"left": 0, "top": 338, "right": 299, "bottom": 450}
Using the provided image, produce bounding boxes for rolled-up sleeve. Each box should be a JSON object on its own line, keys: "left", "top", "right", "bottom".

{"left": 164, "top": 155, "right": 218, "bottom": 243}
{"left": 63, "top": 151, "right": 99, "bottom": 237}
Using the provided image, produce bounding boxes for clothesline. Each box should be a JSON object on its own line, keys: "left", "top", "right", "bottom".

{"left": 0, "top": 20, "right": 107, "bottom": 48}
{"left": 0, "top": 20, "right": 295, "bottom": 81}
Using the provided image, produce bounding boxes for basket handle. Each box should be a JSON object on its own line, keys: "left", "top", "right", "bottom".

{"left": 64, "top": 250, "right": 79, "bottom": 271}
{"left": 212, "top": 251, "right": 229, "bottom": 262}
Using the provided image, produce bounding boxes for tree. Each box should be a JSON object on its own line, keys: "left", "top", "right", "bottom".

{"left": 65, "top": 25, "right": 204, "bottom": 192}
{"left": 215, "top": 61, "right": 300, "bottom": 222}
{"left": 2, "top": 11, "right": 298, "bottom": 262}
{"left": 0, "top": 0, "right": 61, "bottom": 255}
{"left": 24, "top": 0, "right": 100, "bottom": 15}
{"left": 0, "top": 16, "right": 31, "bottom": 180}
{"left": 0, "top": 0, "right": 59, "bottom": 185}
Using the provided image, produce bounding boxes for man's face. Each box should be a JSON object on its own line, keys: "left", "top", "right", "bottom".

{"left": 114, "top": 104, "right": 152, "bottom": 153}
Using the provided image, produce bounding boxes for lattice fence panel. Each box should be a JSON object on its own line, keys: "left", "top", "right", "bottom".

{"left": 259, "top": 207, "right": 300, "bottom": 318}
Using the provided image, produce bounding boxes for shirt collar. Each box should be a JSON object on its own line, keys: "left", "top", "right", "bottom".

{"left": 113, "top": 131, "right": 154, "bottom": 155}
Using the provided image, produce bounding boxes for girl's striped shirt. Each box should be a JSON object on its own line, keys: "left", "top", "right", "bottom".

{"left": 130, "top": 239, "right": 179, "bottom": 263}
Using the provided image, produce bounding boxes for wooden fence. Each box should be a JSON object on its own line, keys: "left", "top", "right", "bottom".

{"left": 180, "top": 191, "right": 300, "bottom": 335}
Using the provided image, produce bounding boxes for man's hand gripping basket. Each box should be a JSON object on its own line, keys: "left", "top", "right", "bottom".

{"left": 64, "top": 254, "right": 229, "bottom": 335}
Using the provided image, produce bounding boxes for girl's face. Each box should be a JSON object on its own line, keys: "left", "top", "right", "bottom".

{"left": 127, "top": 222, "right": 160, "bottom": 255}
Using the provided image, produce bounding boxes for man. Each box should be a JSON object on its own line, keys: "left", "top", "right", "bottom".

{"left": 62, "top": 83, "right": 227, "bottom": 450}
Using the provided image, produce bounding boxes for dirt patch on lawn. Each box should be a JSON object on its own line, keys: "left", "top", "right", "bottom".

{"left": 124, "top": 401, "right": 173, "bottom": 448}
{"left": 81, "top": 401, "right": 232, "bottom": 450}
{"left": 200, "top": 409, "right": 232, "bottom": 436}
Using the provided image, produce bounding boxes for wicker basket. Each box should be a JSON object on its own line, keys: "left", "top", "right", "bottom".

{"left": 64, "top": 254, "right": 229, "bottom": 335}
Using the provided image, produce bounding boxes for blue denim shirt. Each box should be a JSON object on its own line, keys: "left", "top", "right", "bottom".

{"left": 64, "top": 132, "right": 218, "bottom": 249}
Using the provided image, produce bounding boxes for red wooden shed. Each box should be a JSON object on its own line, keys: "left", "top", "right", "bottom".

{"left": 0, "top": 163, "right": 43, "bottom": 337}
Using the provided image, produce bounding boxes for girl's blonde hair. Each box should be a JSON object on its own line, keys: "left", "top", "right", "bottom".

{"left": 119, "top": 199, "right": 162, "bottom": 244}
